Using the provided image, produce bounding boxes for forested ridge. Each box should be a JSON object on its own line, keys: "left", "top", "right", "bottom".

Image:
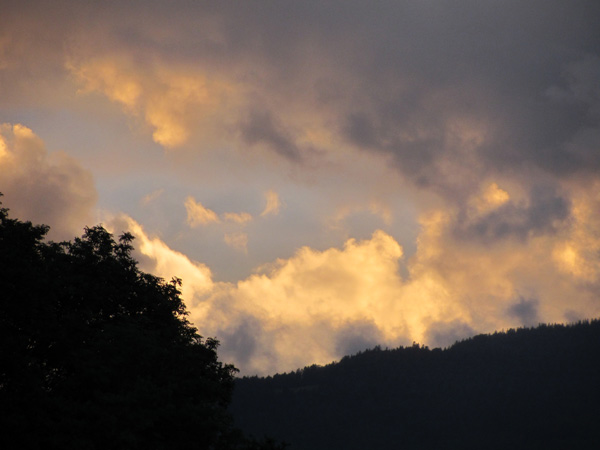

{"left": 231, "top": 320, "right": 600, "bottom": 450}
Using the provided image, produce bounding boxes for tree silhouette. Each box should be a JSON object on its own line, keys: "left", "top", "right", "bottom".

{"left": 0, "top": 196, "right": 284, "bottom": 449}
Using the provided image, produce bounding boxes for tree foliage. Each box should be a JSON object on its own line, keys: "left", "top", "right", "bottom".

{"left": 0, "top": 197, "right": 282, "bottom": 449}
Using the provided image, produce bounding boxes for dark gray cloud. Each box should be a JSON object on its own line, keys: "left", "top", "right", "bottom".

{"left": 216, "top": 317, "right": 262, "bottom": 367}
{"left": 455, "top": 185, "right": 571, "bottom": 242}
{"left": 7, "top": 0, "right": 598, "bottom": 187}
{"left": 239, "top": 110, "right": 303, "bottom": 162}
{"left": 425, "top": 320, "right": 476, "bottom": 349}
{"left": 564, "top": 309, "right": 585, "bottom": 324}
{"left": 334, "top": 320, "right": 385, "bottom": 356}
{"left": 331, "top": 1, "right": 600, "bottom": 179}
{"left": 507, "top": 297, "right": 540, "bottom": 327}
{"left": 205, "top": 0, "right": 600, "bottom": 194}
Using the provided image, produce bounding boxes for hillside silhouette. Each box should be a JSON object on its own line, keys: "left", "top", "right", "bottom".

{"left": 231, "top": 320, "right": 600, "bottom": 450}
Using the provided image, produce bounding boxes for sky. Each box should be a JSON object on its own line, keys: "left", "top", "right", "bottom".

{"left": 2, "top": 0, "right": 600, "bottom": 375}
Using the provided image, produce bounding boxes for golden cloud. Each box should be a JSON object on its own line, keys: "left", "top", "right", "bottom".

{"left": 67, "top": 56, "right": 141, "bottom": 110}
{"left": 476, "top": 182, "right": 510, "bottom": 213}
{"left": 224, "top": 232, "right": 249, "bottom": 253}
{"left": 185, "top": 196, "right": 220, "bottom": 226}
{"left": 111, "top": 192, "right": 600, "bottom": 376}
{"left": 67, "top": 55, "right": 237, "bottom": 149}
{"left": 0, "top": 123, "right": 97, "bottom": 241}
{"left": 328, "top": 201, "right": 393, "bottom": 234}
{"left": 63, "top": 40, "right": 334, "bottom": 160}
{"left": 141, "top": 188, "right": 165, "bottom": 206}
{"left": 261, "top": 189, "right": 282, "bottom": 217}
{"left": 223, "top": 212, "right": 253, "bottom": 224}
{"left": 552, "top": 182, "right": 600, "bottom": 284}
{"left": 117, "top": 216, "right": 214, "bottom": 307}
{"left": 185, "top": 197, "right": 255, "bottom": 228}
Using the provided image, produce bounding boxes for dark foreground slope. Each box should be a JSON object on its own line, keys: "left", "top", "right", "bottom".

{"left": 231, "top": 320, "right": 600, "bottom": 450}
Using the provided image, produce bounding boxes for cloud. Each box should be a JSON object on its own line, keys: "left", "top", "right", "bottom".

{"left": 67, "top": 56, "right": 142, "bottom": 111}
{"left": 8, "top": 1, "right": 599, "bottom": 193}
{"left": 454, "top": 184, "right": 571, "bottom": 243}
{"left": 469, "top": 183, "right": 510, "bottom": 215}
{"left": 0, "top": 123, "right": 97, "bottom": 240}
{"left": 185, "top": 196, "right": 220, "bottom": 226}
{"left": 227, "top": 194, "right": 600, "bottom": 373}
{"left": 103, "top": 225, "right": 415, "bottom": 374}
{"left": 215, "top": 317, "right": 262, "bottom": 366}
{"left": 239, "top": 110, "right": 302, "bottom": 162}
{"left": 546, "top": 55, "right": 600, "bottom": 116}
{"left": 3, "top": 1, "right": 600, "bottom": 377}
{"left": 109, "top": 215, "right": 214, "bottom": 305}
{"left": 507, "top": 297, "right": 540, "bottom": 327}
{"left": 106, "top": 191, "right": 600, "bottom": 375}
{"left": 185, "top": 198, "right": 254, "bottom": 227}
{"left": 67, "top": 54, "right": 237, "bottom": 149}
{"left": 334, "top": 320, "right": 385, "bottom": 356}
{"left": 327, "top": 202, "right": 393, "bottom": 234}
{"left": 141, "top": 188, "right": 164, "bottom": 206}
{"left": 222, "top": 212, "right": 253, "bottom": 225}
{"left": 224, "top": 232, "right": 248, "bottom": 253}
{"left": 4, "top": 1, "right": 600, "bottom": 170}
{"left": 425, "top": 320, "right": 476, "bottom": 349}
{"left": 332, "top": 4, "right": 600, "bottom": 193}
{"left": 199, "top": 229, "right": 465, "bottom": 374}
{"left": 551, "top": 180, "right": 600, "bottom": 286}
{"left": 261, "top": 190, "right": 281, "bottom": 217}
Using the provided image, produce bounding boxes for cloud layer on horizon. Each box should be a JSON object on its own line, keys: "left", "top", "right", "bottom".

{"left": 116, "top": 184, "right": 600, "bottom": 374}
{"left": 2, "top": 1, "right": 600, "bottom": 374}
{"left": 4, "top": 123, "right": 597, "bottom": 374}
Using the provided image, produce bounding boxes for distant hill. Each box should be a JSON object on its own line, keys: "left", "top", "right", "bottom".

{"left": 231, "top": 320, "right": 600, "bottom": 450}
